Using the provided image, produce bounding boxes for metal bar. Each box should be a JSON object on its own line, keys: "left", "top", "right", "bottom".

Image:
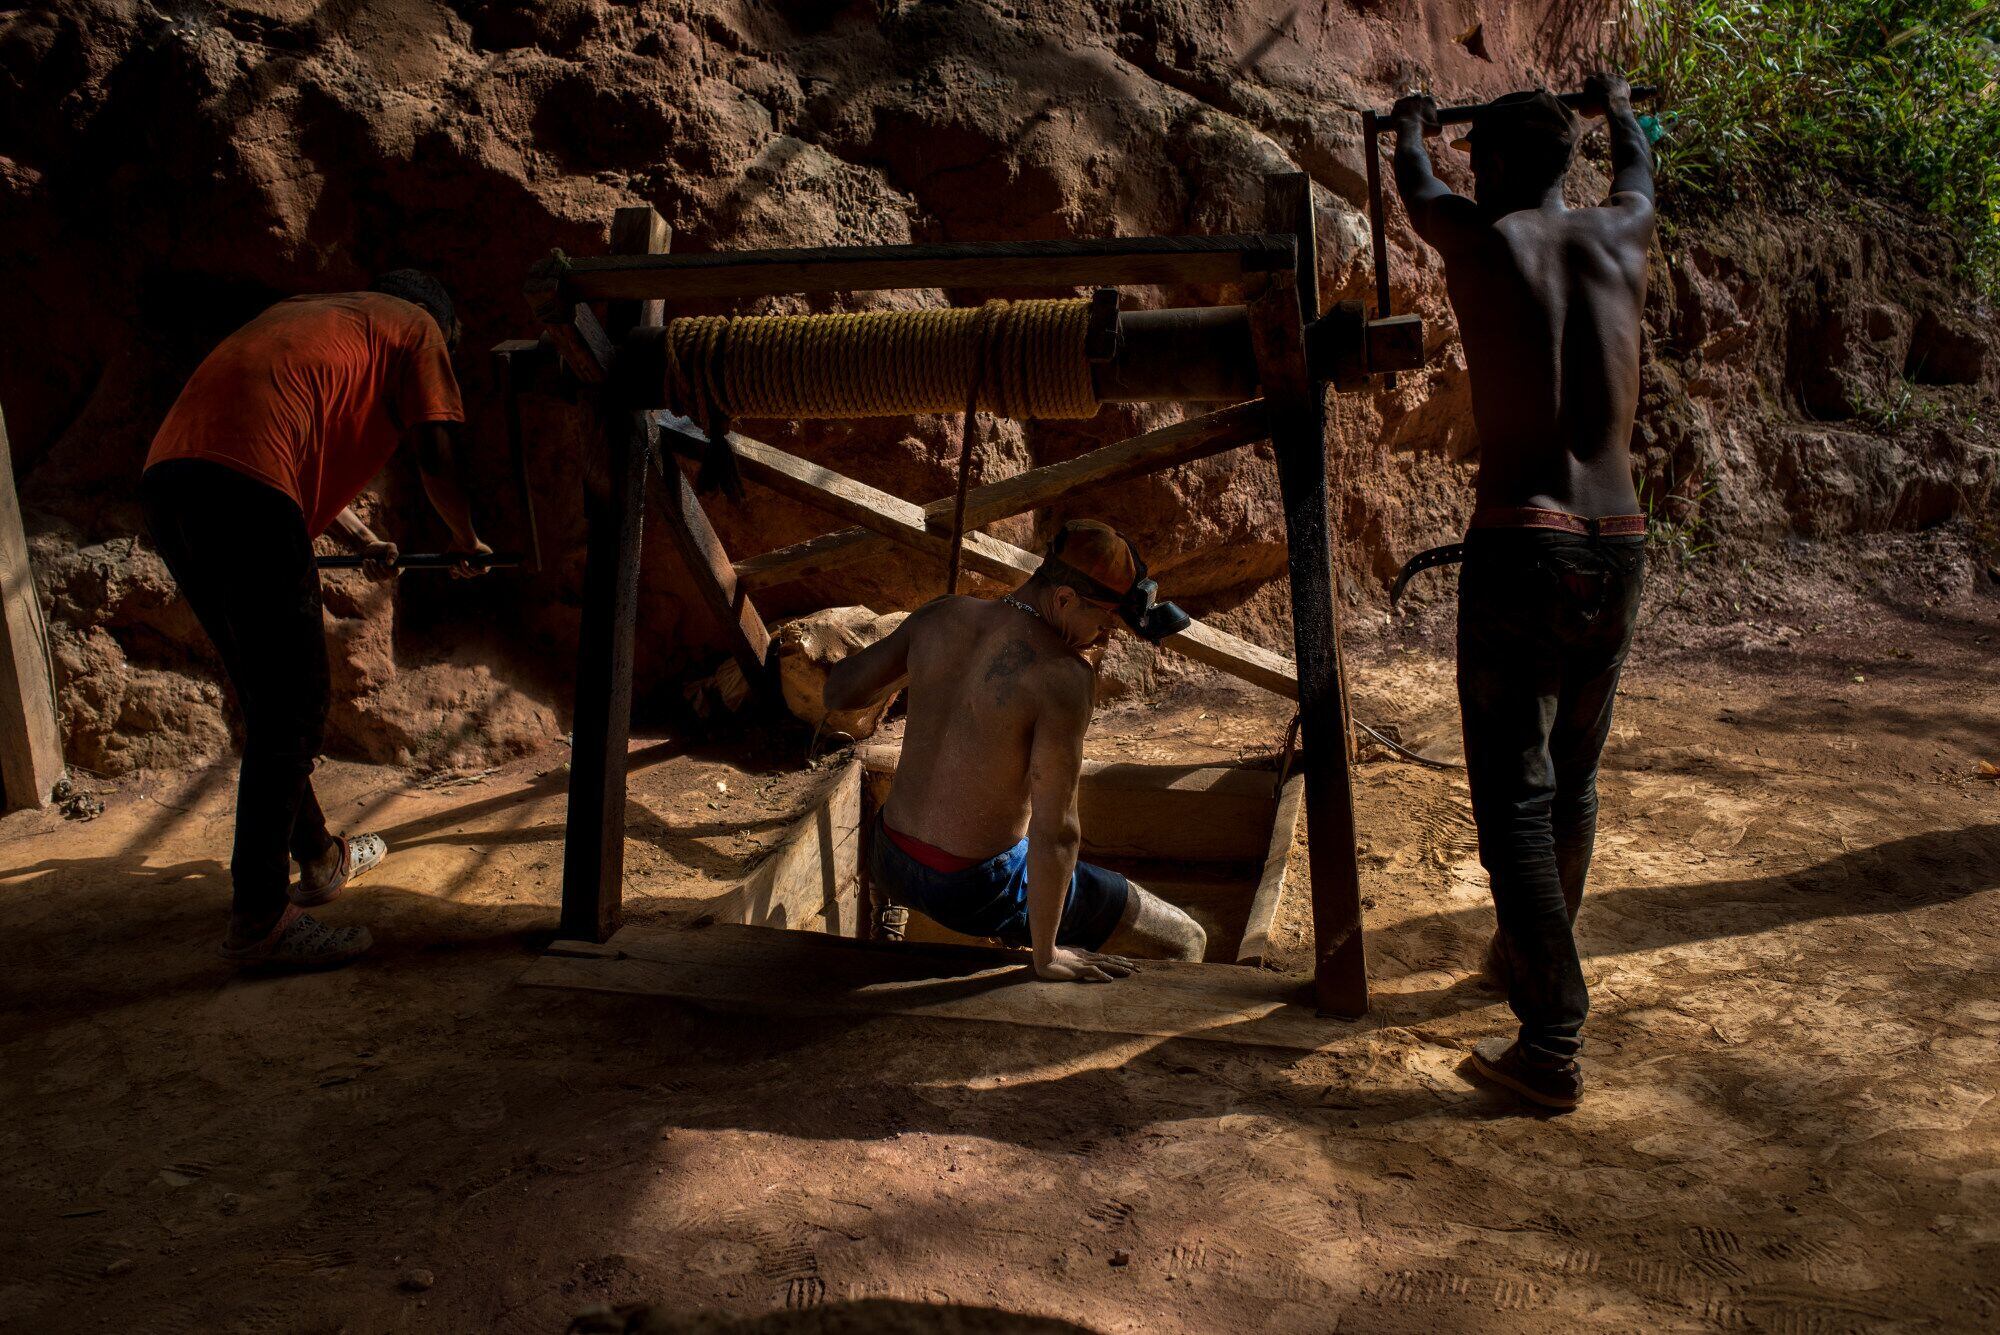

{"left": 1363, "top": 84, "right": 1659, "bottom": 128}
{"left": 546, "top": 234, "right": 1297, "bottom": 304}
{"left": 495, "top": 339, "right": 546, "bottom": 573}
{"left": 315, "top": 551, "right": 522, "bottom": 571}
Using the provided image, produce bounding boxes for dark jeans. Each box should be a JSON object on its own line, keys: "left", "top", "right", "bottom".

{"left": 1457, "top": 529, "right": 1646, "bottom": 1065}
{"left": 141, "top": 459, "right": 334, "bottom": 930}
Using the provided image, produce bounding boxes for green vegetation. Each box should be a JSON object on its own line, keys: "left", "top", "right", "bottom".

{"left": 1639, "top": 473, "right": 1719, "bottom": 628}
{"left": 1619, "top": 0, "right": 2000, "bottom": 288}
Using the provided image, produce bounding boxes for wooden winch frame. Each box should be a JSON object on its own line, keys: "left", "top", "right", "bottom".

{"left": 500, "top": 171, "right": 1423, "bottom": 1018}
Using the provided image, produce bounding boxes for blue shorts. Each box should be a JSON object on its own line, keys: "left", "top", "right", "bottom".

{"left": 868, "top": 817, "right": 1131, "bottom": 950}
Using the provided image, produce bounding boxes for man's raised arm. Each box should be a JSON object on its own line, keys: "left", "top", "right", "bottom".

{"left": 1391, "top": 93, "right": 1478, "bottom": 247}
{"left": 1586, "top": 71, "right": 1655, "bottom": 205}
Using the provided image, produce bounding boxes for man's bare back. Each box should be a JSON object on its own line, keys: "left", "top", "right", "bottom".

{"left": 882, "top": 594, "right": 1093, "bottom": 858}
{"left": 825, "top": 522, "right": 1207, "bottom": 982}
{"left": 1394, "top": 75, "right": 1656, "bottom": 517}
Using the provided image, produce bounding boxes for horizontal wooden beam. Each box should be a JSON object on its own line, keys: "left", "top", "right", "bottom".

{"left": 735, "top": 400, "right": 1270, "bottom": 592}
{"left": 661, "top": 419, "right": 1299, "bottom": 700}
{"left": 549, "top": 234, "right": 1297, "bottom": 303}
{"left": 1164, "top": 620, "right": 1298, "bottom": 701}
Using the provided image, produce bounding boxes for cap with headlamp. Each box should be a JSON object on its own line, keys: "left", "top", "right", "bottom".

{"left": 1036, "top": 524, "right": 1192, "bottom": 645}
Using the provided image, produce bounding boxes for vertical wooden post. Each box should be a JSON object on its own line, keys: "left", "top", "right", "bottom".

{"left": 605, "top": 207, "right": 670, "bottom": 337}
{"left": 558, "top": 207, "right": 668, "bottom": 942}
{"left": 1251, "top": 173, "right": 1369, "bottom": 1017}
{"left": 0, "top": 404, "right": 62, "bottom": 811}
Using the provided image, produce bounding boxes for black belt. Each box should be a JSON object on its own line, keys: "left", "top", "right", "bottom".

{"left": 1389, "top": 542, "right": 1465, "bottom": 609}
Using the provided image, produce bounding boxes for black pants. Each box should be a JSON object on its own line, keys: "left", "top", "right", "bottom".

{"left": 141, "top": 459, "right": 334, "bottom": 929}
{"left": 1457, "top": 529, "right": 1646, "bottom": 1065}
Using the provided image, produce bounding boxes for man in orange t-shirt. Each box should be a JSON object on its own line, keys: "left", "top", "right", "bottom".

{"left": 140, "top": 270, "right": 489, "bottom": 968}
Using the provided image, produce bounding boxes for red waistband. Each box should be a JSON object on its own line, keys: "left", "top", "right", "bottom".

{"left": 1469, "top": 507, "right": 1646, "bottom": 537}
{"left": 884, "top": 822, "right": 982, "bottom": 873}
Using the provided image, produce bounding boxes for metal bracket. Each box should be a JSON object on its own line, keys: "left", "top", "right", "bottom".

{"left": 1084, "top": 287, "right": 1123, "bottom": 363}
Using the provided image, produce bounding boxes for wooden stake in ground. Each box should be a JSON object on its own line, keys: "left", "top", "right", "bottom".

{"left": 0, "top": 404, "right": 62, "bottom": 811}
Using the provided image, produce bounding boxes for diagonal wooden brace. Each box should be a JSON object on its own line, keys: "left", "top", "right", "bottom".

{"left": 656, "top": 415, "right": 1299, "bottom": 700}
{"left": 734, "top": 400, "right": 1271, "bottom": 592}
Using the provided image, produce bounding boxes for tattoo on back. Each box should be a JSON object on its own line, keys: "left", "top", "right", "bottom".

{"left": 983, "top": 638, "right": 1037, "bottom": 705}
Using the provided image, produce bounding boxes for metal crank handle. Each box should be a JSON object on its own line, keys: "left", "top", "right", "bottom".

{"left": 315, "top": 551, "right": 524, "bottom": 571}
{"left": 1367, "top": 84, "right": 1658, "bottom": 129}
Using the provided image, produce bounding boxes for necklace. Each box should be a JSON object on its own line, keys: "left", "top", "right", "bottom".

{"left": 1000, "top": 595, "right": 1043, "bottom": 623}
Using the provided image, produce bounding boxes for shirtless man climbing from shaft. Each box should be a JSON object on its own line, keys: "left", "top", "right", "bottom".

{"left": 824, "top": 520, "right": 1206, "bottom": 982}
{"left": 1391, "top": 72, "right": 1656, "bottom": 1109}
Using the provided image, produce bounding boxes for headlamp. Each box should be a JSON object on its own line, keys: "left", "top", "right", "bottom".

{"left": 1041, "top": 531, "right": 1191, "bottom": 645}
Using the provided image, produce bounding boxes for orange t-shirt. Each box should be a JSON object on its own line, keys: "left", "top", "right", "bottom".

{"left": 145, "top": 292, "right": 465, "bottom": 536}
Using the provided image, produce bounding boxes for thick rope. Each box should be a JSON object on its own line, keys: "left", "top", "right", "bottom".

{"left": 662, "top": 298, "right": 1100, "bottom": 425}
{"left": 942, "top": 303, "right": 998, "bottom": 597}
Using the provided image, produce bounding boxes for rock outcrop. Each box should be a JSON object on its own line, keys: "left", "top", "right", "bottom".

{"left": 1, "top": 0, "right": 1992, "bottom": 771}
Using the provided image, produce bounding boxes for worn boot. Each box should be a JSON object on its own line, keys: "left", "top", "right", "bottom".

{"left": 1468, "top": 1037, "right": 1582, "bottom": 1111}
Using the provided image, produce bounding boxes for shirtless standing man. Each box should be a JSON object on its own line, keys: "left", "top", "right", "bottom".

{"left": 824, "top": 520, "right": 1206, "bottom": 982}
{"left": 1391, "top": 73, "right": 1656, "bottom": 1108}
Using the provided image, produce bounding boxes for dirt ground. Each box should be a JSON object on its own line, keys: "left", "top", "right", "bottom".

{"left": 4, "top": 544, "right": 1997, "bottom": 1334}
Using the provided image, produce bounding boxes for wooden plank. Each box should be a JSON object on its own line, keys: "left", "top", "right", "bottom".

{"left": 1239, "top": 773, "right": 1305, "bottom": 967}
{"left": 660, "top": 417, "right": 1038, "bottom": 581}
{"left": 735, "top": 401, "right": 1270, "bottom": 593}
{"left": 606, "top": 207, "right": 671, "bottom": 335}
{"left": 856, "top": 744, "right": 1281, "bottom": 863}
{"left": 655, "top": 432, "right": 775, "bottom": 694}
{"left": 547, "top": 939, "right": 624, "bottom": 959}
{"left": 0, "top": 403, "right": 61, "bottom": 811}
{"left": 553, "top": 234, "right": 1297, "bottom": 303}
{"left": 735, "top": 525, "right": 891, "bottom": 593}
{"left": 1165, "top": 620, "right": 1298, "bottom": 701}
{"left": 711, "top": 761, "right": 863, "bottom": 934}
{"left": 521, "top": 923, "right": 1334, "bottom": 1051}
{"left": 662, "top": 419, "right": 1300, "bottom": 700}
{"left": 1253, "top": 172, "right": 1368, "bottom": 1018}
{"left": 544, "top": 303, "right": 613, "bottom": 385}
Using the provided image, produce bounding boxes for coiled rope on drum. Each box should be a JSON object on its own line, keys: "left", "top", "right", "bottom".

{"left": 663, "top": 297, "right": 1102, "bottom": 591}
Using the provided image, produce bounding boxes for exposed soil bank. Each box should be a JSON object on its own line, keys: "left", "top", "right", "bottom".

{"left": 2, "top": 1, "right": 1994, "bottom": 775}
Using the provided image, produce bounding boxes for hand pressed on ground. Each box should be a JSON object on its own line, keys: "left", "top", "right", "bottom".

{"left": 1032, "top": 945, "right": 1136, "bottom": 984}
